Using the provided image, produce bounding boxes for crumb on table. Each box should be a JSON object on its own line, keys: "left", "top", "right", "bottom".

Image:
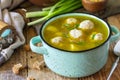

{"left": 27, "top": 76, "right": 36, "bottom": 80}
{"left": 24, "top": 44, "right": 30, "bottom": 51}
{"left": 32, "top": 60, "right": 44, "bottom": 70}
{"left": 12, "top": 63, "right": 23, "bottom": 74}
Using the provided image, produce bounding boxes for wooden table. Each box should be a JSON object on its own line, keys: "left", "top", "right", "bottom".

{"left": 1, "top": 0, "right": 120, "bottom": 79}
{"left": 0, "top": 13, "right": 120, "bottom": 80}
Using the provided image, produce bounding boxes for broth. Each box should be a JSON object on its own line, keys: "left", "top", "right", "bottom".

{"left": 43, "top": 15, "right": 109, "bottom": 51}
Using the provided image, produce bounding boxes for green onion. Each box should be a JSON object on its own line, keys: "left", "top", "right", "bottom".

{"left": 26, "top": 0, "right": 82, "bottom": 26}
{"left": 63, "top": 33, "right": 69, "bottom": 38}
{"left": 91, "top": 34, "right": 96, "bottom": 40}
{"left": 26, "top": 11, "right": 48, "bottom": 18}
{"left": 64, "top": 24, "right": 70, "bottom": 27}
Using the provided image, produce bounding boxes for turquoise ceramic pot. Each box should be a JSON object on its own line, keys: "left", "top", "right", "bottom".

{"left": 30, "top": 13, "right": 120, "bottom": 78}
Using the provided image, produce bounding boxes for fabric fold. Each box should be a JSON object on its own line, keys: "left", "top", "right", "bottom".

{"left": 0, "top": 0, "right": 25, "bottom": 65}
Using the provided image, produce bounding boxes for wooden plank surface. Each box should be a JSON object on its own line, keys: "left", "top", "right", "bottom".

{"left": 0, "top": 0, "right": 120, "bottom": 79}
{"left": 0, "top": 14, "right": 120, "bottom": 80}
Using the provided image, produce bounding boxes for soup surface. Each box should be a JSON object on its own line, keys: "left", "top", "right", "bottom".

{"left": 43, "top": 15, "right": 109, "bottom": 51}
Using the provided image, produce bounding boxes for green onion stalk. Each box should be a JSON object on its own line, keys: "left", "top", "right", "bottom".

{"left": 26, "top": 0, "right": 82, "bottom": 26}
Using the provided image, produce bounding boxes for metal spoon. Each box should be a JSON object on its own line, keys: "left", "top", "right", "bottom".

{"left": 107, "top": 40, "right": 120, "bottom": 80}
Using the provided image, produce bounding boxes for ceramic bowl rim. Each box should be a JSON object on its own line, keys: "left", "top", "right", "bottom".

{"left": 39, "top": 13, "right": 111, "bottom": 53}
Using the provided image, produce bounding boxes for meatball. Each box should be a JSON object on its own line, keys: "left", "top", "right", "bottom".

{"left": 94, "top": 33, "right": 103, "bottom": 41}
{"left": 79, "top": 20, "right": 94, "bottom": 30}
{"left": 69, "top": 29, "right": 83, "bottom": 38}
{"left": 66, "top": 18, "right": 77, "bottom": 24}
{"left": 51, "top": 37, "right": 62, "bottom": 44}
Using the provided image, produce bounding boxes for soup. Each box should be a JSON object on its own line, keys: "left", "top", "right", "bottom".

{"left": 43, "top": 15, "right": 109, "bottom": 51}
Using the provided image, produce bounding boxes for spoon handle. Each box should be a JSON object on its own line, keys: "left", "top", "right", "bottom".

{"left": 107, "top": 57, "right": 120, "bottom": 80}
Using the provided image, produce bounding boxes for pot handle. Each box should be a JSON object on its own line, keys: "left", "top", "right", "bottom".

{"left": 30, "top": 36, "right": 48, "bottom": 55}
{"left": 110, "top": 25, "right": 120, "bottom": 43}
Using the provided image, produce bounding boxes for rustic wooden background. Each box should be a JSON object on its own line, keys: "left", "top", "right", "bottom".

{"left": 0, "top": 0, "right": 120, "bottom": 80}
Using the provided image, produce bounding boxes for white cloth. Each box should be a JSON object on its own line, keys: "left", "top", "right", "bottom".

{"left": 0, "top": 0, "right": 25, "bottom": 61}
{"left": 1, "top": 0, "right": 24, "bottom": 10}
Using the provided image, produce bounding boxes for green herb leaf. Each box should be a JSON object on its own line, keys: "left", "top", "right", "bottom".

{"left": 76, "top": 41, "right": 85, "bottom": 45}
{"left": 74, "top": 24, "right": 79, "bottom": 29}
{"left": 64, "top": 24, "right": 70, "bottom": 27}
{"left": 63, "top": 33, "right": 69, "bottom": 38}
